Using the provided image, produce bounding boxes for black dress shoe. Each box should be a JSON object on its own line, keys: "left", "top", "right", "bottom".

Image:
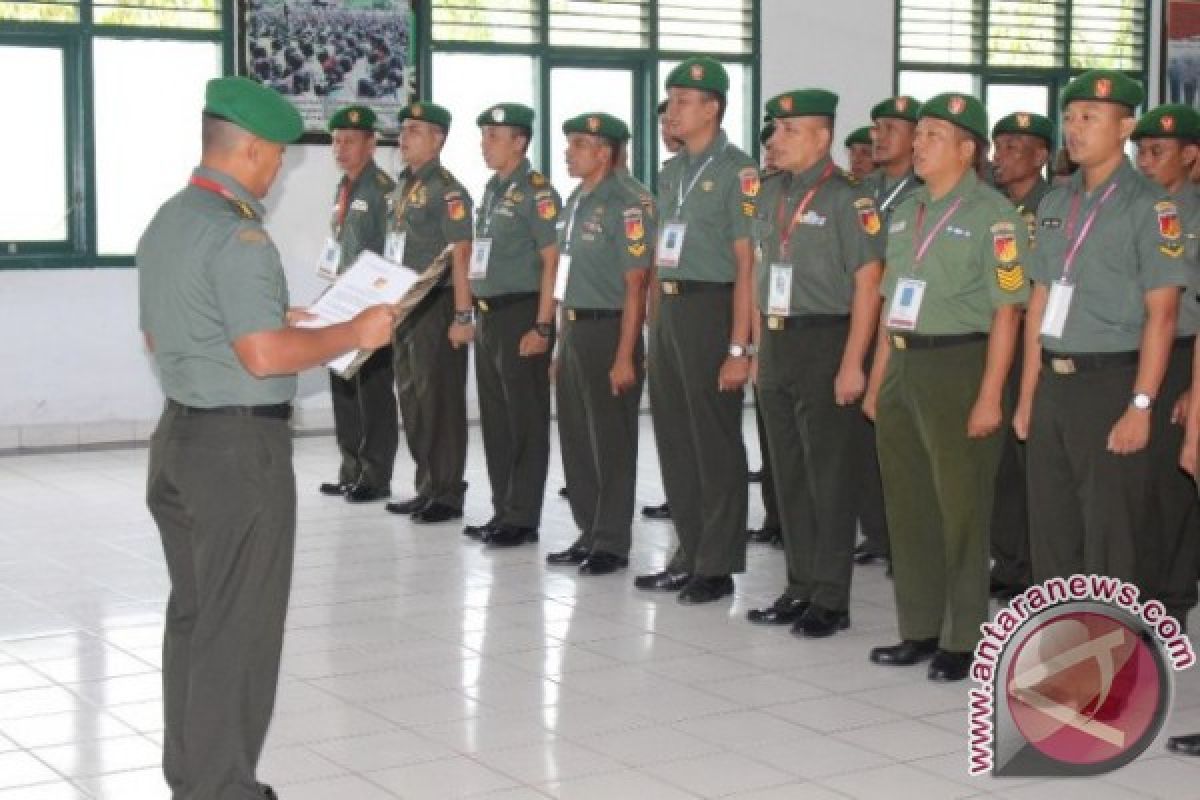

{"left": 641, "top": 502, "right": 671, "bottom": 520}
{"left": 345, "top": 483, "right": 391, "bottom": 503}
{"left": 634, "top": 569, "right": 692, "bottom": 591}
{"left": 579, "top": 551, "right": 629, "bottom": 575}
{"left": 928, "top": 649, "right": 972, "bottom": 682}
{"left": 677, "top": 575, "right": 735, "bottom": 605}
{"left": 1167, "top": 733, "right": 1200, "bottom": 755}
{"left": 485, "top": 525, "right": 538, "bottom": 546}
{"left": 792, "top": 605, "right": 850, "bottom": 638}
{"left": 260, "top": 785, "right": 278, "bottom": 800}
{"left": 869, "top": 638, "right": 939, "bottom": 666}
{"left": 746, "top": 594, "right": 808, "bottom": 626}
{"left": 546, "top": 545, "right": 589, "bottom": 565}
{"left": 989, "top": 578, "right": 1028, "bottom": 601}
{"left": 463, "top": 519, "right": 498, "bottom": 540}
{"left": 319, "top": 481, "right": 351, "bottom": 496}
{"left": 748, "top": 469, "right": 763, "bottom": 483}
{"left": 410, "top": 501, "right": 463, "bottom": 524}
{"left": 558, "top": 486, "right": 569, "bottom": 498}
{"left": 386, "top": 496, "right": 429, "bottom": 514}
{"left": 747, "top": 526, "right": 783, "bottom": 546}
{"left": 853, "top": 544, "right": 885, "bottom": 565}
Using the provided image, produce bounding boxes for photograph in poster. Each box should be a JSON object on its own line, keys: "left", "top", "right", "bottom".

{"left": 1164, "top": 0, "right": 1200, "bottom": 106}
{"left": 240, "top": 0, "right": 416, "bottom": 138}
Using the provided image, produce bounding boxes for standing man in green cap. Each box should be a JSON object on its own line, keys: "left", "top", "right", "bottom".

{"left": 638, "top": 55, "right": 760, "bottom": 604}
{"left": 985, "top": 110, "right": 1054, "bottom": 599}
{"left": 865, "top": 92, "right": 1029, "bottom": 682}
{"left": 1014, "top": 70, "right": 1188, "bottom": 587}
{"left": 139, "top": 76, "right": 397, "bottom": 799}
{"left": 383, "top": 101, "right": 475, "bottom": 524}
{"left": 318, "top": 104, "right": 399, "bottom": 505}
{"left": 545, "top": 112, "right": 654, "bottom": 575}
{"left": 844, "top": 125, "right": 875, "bottom": 179}
{"left": 462, "top": 102, "right": 562, "bottom": 547}
{"left": 744, "top": 89, "right": 884, "bottom": 635}
{"left": 1132, "top": 103, "right": 1200, "bottom": 622}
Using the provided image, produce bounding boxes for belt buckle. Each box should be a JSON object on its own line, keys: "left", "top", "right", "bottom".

{"left": 478, "top": 299, "right": 490, "bottom": 312}
{"left": 566, "top": 309, "right": 577, "bottom": 322}
{"left": 767, "top": 316, "right": 784, "bottom": 331}
{"left": 1051, "top": 357, "right": 1076, "bottom": 375}
{"left": 662, "top": 281, "right": 679, "bottom": 295}
{"left": 891, "top": 334, "right": 907, "bottom": 351}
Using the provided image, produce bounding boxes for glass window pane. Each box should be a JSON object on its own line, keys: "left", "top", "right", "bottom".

{"left": 94, "top": 0, "right": 219, "bottom": 29}
{"left": 549, "top": 0, "right": 648, "bottom": 48}
{"left": 985, "top": 84, "right": 1050, "bottom": 132}
{"left": 898, "top": 0, "right": 983, "bottom": 66}
{"left": 549, "top": 67, "right": 633, "bottom": 192}
{"left": 987, "top": 0, "right": 1065, "bottom": 68}
{"left": 0, "top": 0, "right": 78, "bottom": 22}
{"left": 898, "top": 70, "right": 980, "bottom": 102}
{"left": 93, "top": 38, "right": 220, "bottom": 256}
{"left": 432, "top": 0, "right": 538, "bottom": 44}
{"left": 430, "top": 52, "right": 536, "bottom": 205}
{"left": 1070, "top": 0, "right": 1146, "bottom": 70}
{"left": 659, "top": 60, "right": 750, "bottom": 155}
{"left": 658, "top": 0, "right": 751, "bottom": 55}
{"left": 0, "top": 46, "right": 68, "bottom": 244}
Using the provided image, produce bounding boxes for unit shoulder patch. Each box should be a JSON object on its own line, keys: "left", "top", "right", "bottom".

{"left": 991, "top": 221, "right": 1018, "bottom": 263}
{"left": 738, "top": 167, "right": 761, "bottom": 199}
{"left": 854, "top": 197, "right": 881, "bottom": 235}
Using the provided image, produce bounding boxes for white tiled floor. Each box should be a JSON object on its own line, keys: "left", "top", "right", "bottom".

{"left": 3, "top": 418, "right": 1200, "bottom": 799}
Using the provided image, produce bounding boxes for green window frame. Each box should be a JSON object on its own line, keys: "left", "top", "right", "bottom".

{"left": 0, "top": 0, "right": 233, "bottom": 269}
{"left": 422, "top": 0, "right": 761, "bottom": 190}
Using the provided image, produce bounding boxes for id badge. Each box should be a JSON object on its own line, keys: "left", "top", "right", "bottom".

{"left": 315, "top": 237, "right": 341, "bottom": 281}
{"left": 553, "top": 254, "right": 572, "bottom": 302}
{"left": 656, "top": 221, "right": 687, "bottom": 268}
{"left": 469, "top": 238, "right": 493, "bottom": 280}
{"left": 767, "top": 264, "right": 793, "bottom": 317}
{"left": 886, "top": 278, "right": 927, "bottom": 331}
{"left": 384, "top": 231, "right": 407, "bottom": 265}
{"left": 1041, "top": 280, "right": 1075, "bottom": 339}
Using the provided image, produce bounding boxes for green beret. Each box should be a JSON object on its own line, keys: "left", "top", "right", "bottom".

{"left": 991, "top": 112, "right": 1054, "bottom": 146}
{"left": 844, "top": 126, "right": 873, "bottom": 148}
{"left": 204, "top": 76, "right": 303, "bottom": 144}
{"left": 397, "top": 101, "right": 451, "bottom": 131}
{"left": 1061, "top": 69, "right": 1144, "bottom": 110}
{"left": 562, "top": 112, "right": 630, "bottom": 142}
{"left": 871, "top": 95, "right": 921, "bottom": 123}
{"left": 328, "top": 105, "right": 376, "bottom": 132}
{"left": 760, "top": 120, "right": 776, "bottom": 146}
{"left": 919, "top": 92, "right": 988, "bottom": 140}
{"left": 476, "top": 102, "right": 534, "bottom": 131}
{"left": 666, "top": 56, "right": 729, "bottom": 95}
{"left": 1133, "top": 104, "right": 1200, "bottom": 141}
{"left": 765, "top": 89, "right": 838, "bottom": 120}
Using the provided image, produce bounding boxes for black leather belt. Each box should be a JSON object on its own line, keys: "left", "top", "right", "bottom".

{"left": 1041, "top": 350, "right": 1138, "bottom": 375}
{"left": 889, "top": 332, "right": 986, "bottom": 351}
{"left": 564, "top": 308, "right": 621, "bottom": 321}
{"left": 660, "top": 280, "right": 733, "bottom": 296}
{"left": 169, "top": 399, "right": 292, "bottom": 420}
{"left": 764, "top": 313, "right": 849, "bottom": 331}
{"left": 475, "top": 292, "right": 538, "bottom": 312}
{"left": 1174, "top": 334, "right": 1197, "bottom": 350}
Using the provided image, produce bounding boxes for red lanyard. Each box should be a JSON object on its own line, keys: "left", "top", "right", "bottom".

{"left": 189, "top": 175, "right": 256, "bottom": 219}
{"left": 912, "top": 197, "right": 964, "bottom": 265}
{"left": 775, "top": 163, "right": 834, "bottom": 259}
{"left": 1061, "top": 182, "right": 1118, "bottom": 282}
{"left": 335, "top": 180, "right": 351, "bottom": 229}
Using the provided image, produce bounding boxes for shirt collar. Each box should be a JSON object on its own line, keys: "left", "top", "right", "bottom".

{"left": 342, "top": 160, "right": 378, "bottom": 194}
{"left": 1068, "top": 156, "right": 1133, "bottom": 199}
{"left": 916, "top": 168, "right": 977, "bottom": 209}
{"left": 192, "top": 165, "right": 266, "bottom": 219}
{"left": 790, "top": 155, "right": 834, "bottom": 189}
{"left": 685, "top": 130, "right": 729, "bottom": 169}
{"left": 488, "top": 157, "right": 530, "bottom": 191}
{"left": 406, "top": 156, "right": 442, "bottom": 182}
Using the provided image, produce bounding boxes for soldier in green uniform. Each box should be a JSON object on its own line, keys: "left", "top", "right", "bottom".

{"left": 545, "top": 112, "right": 654, "bottom": 575}
{"left": 637, "top": 56, "right": 759, "bottom": 604}
{"left": 744, "top": 89, "right": 885, "bottom": 635}
{"left": 139, "top": 77, "right": 396, "bottom": 799}
{"left": 1132, "top": 103, "right": 1200, "bottom": 622}
{"left": 844, "top": 125, "right": 875, "bottom": 179}
{"left": 318, "top": 105, "right": 399, "bottom": 504}
{"left": 986, "top": 111, "right": 1054, "bottom": 598}
{"left": 864, "top": 92, "right": 1030, "bottom": 682}
{"left": 1014, "top": 71, "right": 1188, "bottom": 589}
{"left": 461, "top": 103, "right": 562, "bottom": 547}
{"left": 382, "top": 101, "right": 475, "bottom": 524}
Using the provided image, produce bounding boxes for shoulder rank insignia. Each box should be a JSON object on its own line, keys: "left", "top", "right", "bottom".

{"left": 375, "top": 172, "right": 396, "bottom": 191}
{"left": 1157, "top": 201, "right": 1182, "bottom": 241}
{"left": 537, "top": 194, "right": 557, "bottom": 221}
{"left": 992, "top": 222, "right": 1018, "bottom": 262}
{"left": 529, "top": 171, "right": 547, "bottom": 188}
{"left": 233, "top": 199, "right": 257, "bottom": 220}
{"left": 739, "top": 167, "right": 761, "bottom": 198}
{"left": 995, "top": 263, "right": 1025, "bottom": 292}
{"left": 623, "top": 208, "right": 645, "bottom": 241}
{"left": 841, "top": 168, "right": 859, "bottom": 186}
{"left": 855, "top": 197, "right": 881, "bottom": 235}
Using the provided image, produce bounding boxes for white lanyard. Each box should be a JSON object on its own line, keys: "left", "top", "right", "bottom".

{"left": 479, "top": 178, "right": 516, "bottom": 237}
{"left": 674, "top": 144, "right": 726, "bottom": 216}
{"left": 561, "top": 191, "right": 587, "bottom": 255}
{"left": 878, "top": 175, "right": 913, "bottom": 214}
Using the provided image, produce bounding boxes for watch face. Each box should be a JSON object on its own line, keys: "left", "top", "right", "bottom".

{"left": 1133, "top": 394, "right": 1151, "bottom": 410}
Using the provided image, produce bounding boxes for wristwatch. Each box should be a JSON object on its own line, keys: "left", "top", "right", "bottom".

{"left": 533, "top": 322, "right": 555, "bottom": 338}
{"left": 453, "top": 309, "right": 476, "bottom": 325}
{"left": 728, "top": 343, "right": 757, "bottom": 358}
{"left": 1131, "top": 392, "right": 1153, "bottom": 411}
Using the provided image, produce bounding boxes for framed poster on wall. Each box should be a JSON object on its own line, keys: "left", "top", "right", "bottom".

{"left": 1164, "top": 0, "right": 1200, "bottom": 106}
{"left": 237, "top": 0, "right": 419, "bottom": 142}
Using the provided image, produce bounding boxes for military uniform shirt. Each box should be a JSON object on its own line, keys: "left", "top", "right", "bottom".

{"left": 754, "top": 156, "right": 885, "bottom": 315}
{"left": 333, "top": 160, "right": 395, "bottom": 272}
{"left": 137, "top": 166, "right": 295, "bottom": 407}
{"left": 882, "top": 170, "right": 1031, "bottom": 334}
{"left": 470, "top": 158, "right": 561, "bottom": 297}
{"left": 558, "top": 171, "right": 656, "bottom": 309}
{"left": 869, "top": 169, "right": 922, "bottom": 227}
{"left": 389, "top": 156, "right": 473, "bottom": 277}
{"left": 1173, "top": 184, "right": 1200, "bottom": 337}
{"left": 656, "top": 130, "right": 757, "bottom": 282}
{"left": 1030, "top": 159, "right": 1188, "bottom": 352}
{"left": 1012, "top": 178, "right": 1052, "bottom": 246}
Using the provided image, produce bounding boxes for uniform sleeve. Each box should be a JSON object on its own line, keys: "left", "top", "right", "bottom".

{"left": 616, "top": 198, "right": 654, "bottom": 273}
{"left": 1137, "top": 195, "right": 1190, "bottom": 292}
{"left": 528, "top": 186, "right": 562, "bottom": 250}
{"left": 725, "top": 161, "right": 759, "bottom": 241}
{"left": 1028, "top": 204, "right": 1054, "bottom": 287}
{"left": 983, "top": 204, "right": 1032, "bottom": 309}
{"left": 210, "top": 223, "right": 287, "bottom": 341}
{"left": 838, "top": 187, "right": 887, "bottom": 272}
{"left": 439, "top": 184, "right": 474, "bottom": 244}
